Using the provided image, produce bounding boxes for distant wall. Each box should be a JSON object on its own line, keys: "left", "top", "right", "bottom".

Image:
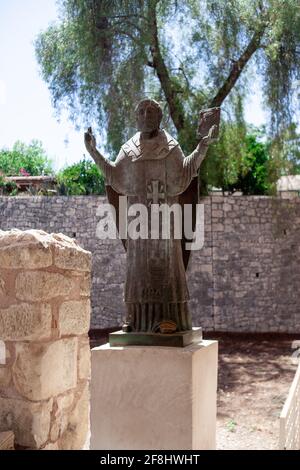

{"left": 0, "top": 195, "right": 299, "bottom": 332}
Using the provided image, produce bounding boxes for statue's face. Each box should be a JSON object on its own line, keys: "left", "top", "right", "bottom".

{"left": 136, "top": 103, "right": 161, "bottom": 132}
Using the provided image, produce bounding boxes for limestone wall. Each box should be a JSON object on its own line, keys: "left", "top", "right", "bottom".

{"left": 0, "top": 195, "right": 299, "bottom": 333}
{"left": 0, "top": 229, "right": 91, "bottom": 449}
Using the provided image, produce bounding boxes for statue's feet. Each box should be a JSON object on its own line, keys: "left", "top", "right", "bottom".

{"left": 152, "top": 320, "right": 177, "bottom": 334}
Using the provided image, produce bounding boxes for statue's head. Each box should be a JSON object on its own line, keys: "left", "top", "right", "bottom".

{"left": 135, "top": 99, "right": 163, "bottom": 133}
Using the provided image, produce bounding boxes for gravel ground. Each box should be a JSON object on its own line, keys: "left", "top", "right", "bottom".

{"left": 205, "top": 334, "right": 299, "bottom": 450}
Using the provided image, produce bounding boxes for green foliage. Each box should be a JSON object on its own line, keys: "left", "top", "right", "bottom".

{"left": 226, "top": 419, "right": 237, "bottom": 433}
{"left": 0, "top": 140, "right": 53, "bottom": 176}
{"left": 35, "top": 1, "right": 300, "bottom": 188}
{"left": 227, "top": 132, "right": 272, "bottom": 195}
{"left": 205, "top": 121, "right": 247, "bottom": 191}
{"left": 35, "top": 1, "right": 300, "bottom": 138}
{"left": 207, "top": 126, "right": 276, "bottom": 195}
{"left": 0, "top": 175, "right": 18, "bottom": 196}
{"left": 270, "top": 123, "right": 300, "bottom": 175}
{"left": 35, "top": 0, "right": 148, "bottom": 156}
{"left": 56, "top": 158, "right": 105, "bottom": 195}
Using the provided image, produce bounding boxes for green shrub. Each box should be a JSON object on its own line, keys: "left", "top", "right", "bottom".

{"left": 0, "top": 175, "right": 18, "bottom": 196}
{"left": 0, "top": 140, "right": 53, "bottom": 176}
{"left": 56, "top": 158, "right": 105, "bottom": 195}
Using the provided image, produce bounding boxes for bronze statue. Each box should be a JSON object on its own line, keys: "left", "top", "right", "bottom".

{"left": 84, "top": 99, "right": 219, "bottom": 345}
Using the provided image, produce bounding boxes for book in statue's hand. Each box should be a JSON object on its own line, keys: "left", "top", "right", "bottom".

{"left": 197, "top": 107, "right": 221, "bottom": 140}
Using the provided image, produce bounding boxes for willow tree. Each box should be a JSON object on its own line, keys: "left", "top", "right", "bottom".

{"left": 35, "top": 0, "right": 300, "bottom": 191}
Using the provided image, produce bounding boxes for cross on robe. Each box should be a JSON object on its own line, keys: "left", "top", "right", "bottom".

{"left": 147, "top": 180, "right": 165, "bottom": 205}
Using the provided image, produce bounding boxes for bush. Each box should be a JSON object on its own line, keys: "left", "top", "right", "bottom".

{"left": 0, "top": 175, "right": 18, "bottom": 196}
{"left": 206, "top": 126, "right": 274, "bottom": 195}
{"left": 0, "top": 140, "right": 53, "bottom": 176}
{"left": 56, "top": 158, "right": 105, "bottom": 195}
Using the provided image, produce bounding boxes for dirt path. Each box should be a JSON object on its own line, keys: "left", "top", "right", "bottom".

{"left": 206, "top": 334, "right": 299, "bottom": 450}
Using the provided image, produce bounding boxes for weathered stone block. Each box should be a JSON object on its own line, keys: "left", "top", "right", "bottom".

{"left": 53, "top": 234, "right": 91, "bottom": 272}
{"left": 56, "top": 391, "right": 75, "bottom": 412}
{"left": 41, "top": 391, "right": 76, "bottom": 445}
{"left": 0, "top": 303, "right": 52, "bottom": 341}
{"left": 78, "top": 339, "right": 91, "bottom": 380}
{"left": 59, "top": 383, "right": 89, "bottom": 450}
{"left": 0, "top": 277, "right": 5, "bottom": 296}
{"left": 0, "top": 341, "right": 9, "bottom": 365}
{"left": 80, "top": 273, "right": 91, "bottom": 297}
{"left": 12, "top": 339, "right": 77, "bottom": 401}
{"left": 58, "top": 300, "right": 90, "bottom": 336}
{"left": 212, "top": 223, "right": 224, "bottom": 232}
{"left": 0, "top": 396, "right": 52, "bottom": 448}
{"left": 0, "top": 229, "right": 54, "bottom": 268}
{"left": 0, "top": 366, "right": 11, "bottom": 388}
{"left": 0, "top": 245, "right": 52, "bottom": 269}
{"left": 0, "top": 229, "right": 91, "bottom": 273}
{"left": 42, "top": 442, "right": 59, "bottom": 450}
{"left": 15, "top": 272, "right": 74, "bottom": 301}
{"left": 212, "top": 209, "right": 223, "bottom": 218}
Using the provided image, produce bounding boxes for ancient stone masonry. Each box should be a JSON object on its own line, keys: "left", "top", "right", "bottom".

{"left": 0, "top": 229, "right": 91, "bottom": 449}
{"left": 0, "top": 195, "right": 299, "bottom": 332}
{"left": 209, "top": 196, "right": 300, "bottom": 332}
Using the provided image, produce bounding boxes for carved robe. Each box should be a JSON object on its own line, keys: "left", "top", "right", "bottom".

{"left": 104, "top": 129, "right": 203, "bottom": 332}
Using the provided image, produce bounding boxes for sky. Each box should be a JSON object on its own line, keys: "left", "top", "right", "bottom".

{"left": 0, "top": 0, "right": 267, "bottom": 172}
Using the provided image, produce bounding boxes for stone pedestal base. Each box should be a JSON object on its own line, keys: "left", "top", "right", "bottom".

{"left": 109, "top": 327, "right": 202, "bottom": 347}
{"left": 91, "top": 340, "right": 218, "bottom": 450}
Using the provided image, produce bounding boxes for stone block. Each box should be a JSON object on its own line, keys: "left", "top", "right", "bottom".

{"left": 42, "top": 442, "right": 59, "bottom": 450}
{"left": 0, "top": 245, "right": 52, "bottom": 269}
{"left": 212, "top": 209, "right": 223, "bottom": 218}
{"left": 12, "top": 338, "right": 77, "bottom": 401}
{"left": 59, "top": 383, "right": 90, "bottom": 450}
{"left": 0, "top": 366, "right": 11, "bottom": 388}
{"left": 0, "top": 303, "right": 52, "bottom": 341}
{"left": 0, "top": 277, "right": 5, "bottom": 296}
{"left": 58, "top": 300, "right": 90, "bottom": 336}
{"left": 0, "top": 341, "right": 9, "bottom": 365}
{"left": 53, "top": 237, "right": 91, "bottom": 272}
{"left": 0, "top": 229, "right": 91, "bottom": 273}
{"left": 15, "top": 271, "right": 74, "bottom": 301}
{"left": 0, "top": 396, "right": 52, "bottom": 448}
{"left": 212, "top": 223, "right": 224, "bottom": 232}
{"left": 80, "top": 273, "right": 91, "bottom": 297}
{"left": 91, "top": 340, "right": 218, "bottom": 450}
{"left": 50, "top": 391, "right": 76, "bottom": 442}
{"left": 78, "top": 339, "right": 91, "bottom": 380}
{"left": 56, "top": 391, "right": 75, "bottom": 412}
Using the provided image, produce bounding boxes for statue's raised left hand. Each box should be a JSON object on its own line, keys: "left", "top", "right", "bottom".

{"left": 84, "top": 127, "right": 97, "bottom": 152}
{"left": 202, "top": 124, "right": 219, "bottom": 146}
{"left": 198, "top": 107, "right": 220, "bottom": 144}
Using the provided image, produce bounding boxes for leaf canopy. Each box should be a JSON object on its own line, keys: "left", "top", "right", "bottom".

{"left": 35, "top": 0, "right": 300, "bottom": 188}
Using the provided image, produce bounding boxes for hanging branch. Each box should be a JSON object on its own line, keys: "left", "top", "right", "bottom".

{"left": 209, "top": 26, "right": 267, "bottom": 108}
{"left": 147, "top": 0, "right": 185, "bottom": 132}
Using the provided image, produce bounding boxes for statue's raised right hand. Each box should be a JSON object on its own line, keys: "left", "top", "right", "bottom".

{"left": 84, "top": 126, "right": 96, "bottom": 152}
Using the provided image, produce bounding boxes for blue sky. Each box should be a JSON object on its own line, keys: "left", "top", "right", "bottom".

{"left": 0, "top": 0, "right": 266, "bottom": 171}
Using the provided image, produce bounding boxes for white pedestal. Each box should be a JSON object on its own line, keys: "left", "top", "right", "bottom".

{"left": 90, "top": 340, "right": 218, "bottom": 450}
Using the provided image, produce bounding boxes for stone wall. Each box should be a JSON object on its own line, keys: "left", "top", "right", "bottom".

{"left": 0, "top": 195, "right": 299, "bottom": 333}
{"left": 0, "top": 229, "right": 91, "bottom": 449}
{"left": 209, "top": 197, "right": 300, "bottom": 332}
